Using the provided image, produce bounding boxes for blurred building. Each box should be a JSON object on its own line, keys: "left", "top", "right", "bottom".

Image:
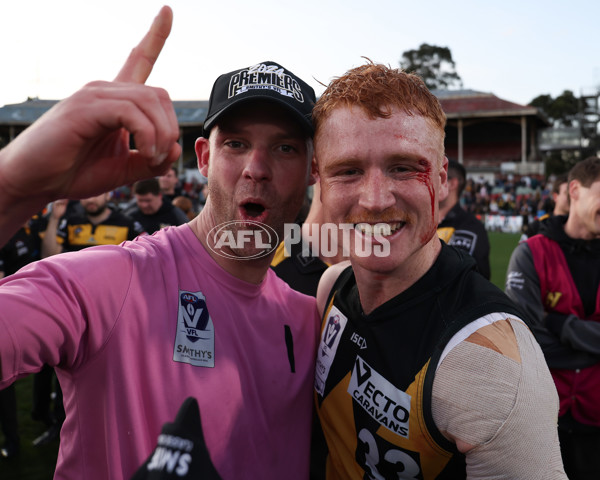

{"left": 435, "top": 89, "right": 550, "bottom": 177}
{"left": 3, "top": 89, "right": 598, "bottom": 180}
{"left": 0, "top": 98, "right": 208, "bottom": 172}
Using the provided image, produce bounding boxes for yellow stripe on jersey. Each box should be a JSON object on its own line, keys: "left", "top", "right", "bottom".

{"left": 317, "top": 297, "right": 456, "bottom": 480}
{"left": 67, "top": 224, "right": 130, "bottom": 247}
{"left": 437, "top": 227, "right": 455, "bottom": 243}
{"left": 270, "top": 242, "right": 289, "bottom": 267}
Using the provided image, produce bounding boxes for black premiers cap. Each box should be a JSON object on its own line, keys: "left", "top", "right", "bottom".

{"left": 202, "top": 61, "right": 316, "bottom": 138}
{"left": 130, "top": 397, "right": 222, "bottom": 480}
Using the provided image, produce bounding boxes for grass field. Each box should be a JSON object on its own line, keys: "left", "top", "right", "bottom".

{"left": 0, "top": 232, "right": 522, "bottom": 478}
{"left": 488, "top": 231, "right": 521, "bottom": 289}
{"left": 1, "top": 377, "right": 59, "bottom": 479}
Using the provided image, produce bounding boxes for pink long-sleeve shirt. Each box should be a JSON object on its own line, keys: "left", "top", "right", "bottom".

{"left": 0, "top": 225, "right": 319, "bottom": 479}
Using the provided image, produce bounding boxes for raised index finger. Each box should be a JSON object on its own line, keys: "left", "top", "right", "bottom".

{"left": 114, "top": 5, "right": 173, "bottom": 84}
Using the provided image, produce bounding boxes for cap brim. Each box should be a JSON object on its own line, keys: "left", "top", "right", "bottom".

{"left": 202, "top": 93, "right": 313, "bottom": 138}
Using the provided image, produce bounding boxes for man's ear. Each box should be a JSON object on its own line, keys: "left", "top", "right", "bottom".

{"left": 308, "top": 155, "right": 318, "bottom": 186}
{"left": 568, "top": 180, "right": 579, "bottom": 202}
{"left": 195, "top": 137, "right": 210, "bottom": 178}
{"left": 438, "top": 156, "right": 449, "bottom": 201}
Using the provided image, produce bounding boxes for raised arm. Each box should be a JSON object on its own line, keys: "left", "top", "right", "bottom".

{"left": 40, "top": 200, "right": 68, "bottom": 258}
{"left": 0, "top": 5, "right": 181, "bottom": 246}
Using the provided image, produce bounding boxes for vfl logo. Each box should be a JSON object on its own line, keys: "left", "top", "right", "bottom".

{"left": 174, "top": 290, "right": 215, "bottom": 368}
{"left": 315, "top": 305, "right": 348, "bottom": 396}
{"left": 207, "top": 221, "right": 278, "bottom": 260}
{"left": 324, "top": 314, "right": 342, "bottom": 350}
{"left": 180, "top": 293, "right": 210, "bottom": 342}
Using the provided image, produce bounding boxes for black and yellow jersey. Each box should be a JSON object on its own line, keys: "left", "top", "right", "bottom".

{"left": 270, "top": 241, "right": 329, "bottom": 297}
{"left": 437, "top": 203, "right": 490, "bottom": 280}
{"left": 56, "top": 209, "right": 141, "bottom": 252}
{"left": 315, "top": 244, "right": 522, "bottom": 479}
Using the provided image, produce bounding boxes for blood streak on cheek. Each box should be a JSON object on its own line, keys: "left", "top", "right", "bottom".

{"left": 416, "top": 160, "right": 437, "bottom": 245}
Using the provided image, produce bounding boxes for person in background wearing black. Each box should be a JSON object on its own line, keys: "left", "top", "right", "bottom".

{"left": 438, "top": 160, "right": 491, "bottom": 279}
{"left": 521, "top": 172, "right": 569, "bottom": 239}
{"left": 124, "top": 177, "right": 188, "bottom": 234}
{"left": 506, "top": 157, "right": 600, "bottom": 479}
{"left": 159, "top": 166, "right": 183, "bottom": 204}
{"left": 41, "top": 192, "right": 142, "bottom": 257}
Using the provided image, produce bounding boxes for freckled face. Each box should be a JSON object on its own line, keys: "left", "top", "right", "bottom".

{"left": 315, "top": 105, "right": 447, "bottom": 273}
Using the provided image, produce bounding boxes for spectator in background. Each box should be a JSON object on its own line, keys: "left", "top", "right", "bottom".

{"left": 172, "top": 195, "right": 196, "bottom": 221}
{"left": 42, "top": 192, "right": 142, "bottom": 257}
{"left": 0, "top": 217, "right": 42, "bottom": 273}
{"left": 552, "top": 174, "right": 571, "bottom": 216}
{"left": 438, "top": 160, "right": 491, "bottom": 279}
{"left": 497, "top": 192, "right": 516, "bottom": 215}
{"left": 124, "top": 177, "right": 188, "bottom": 234}
{"left": 522, "top": 173, "right": 569, "bottom": 239}
{"left": 505, "top": 157, "right": 600, "bottom": 479}
{"left": 159, "top": 166, "right": 182, "bottom": 203}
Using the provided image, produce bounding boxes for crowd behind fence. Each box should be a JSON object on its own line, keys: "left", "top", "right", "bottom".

{"left": 463, "top": 172, "right": 560, "bottom": 233}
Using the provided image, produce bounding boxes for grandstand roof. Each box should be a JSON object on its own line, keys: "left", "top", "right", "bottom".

{"left": 0, "top": 98, "right": 209, "bottom": 126}
{"left": 433, "top": 89, "right": 550, "bottom": 125}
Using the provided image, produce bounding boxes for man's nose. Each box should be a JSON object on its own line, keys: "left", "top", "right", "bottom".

{"left": 357, "top": 171, "right": 395, "bottom": 212}
{"left": 242, "top": 147, "right": 273, "bottom": 182}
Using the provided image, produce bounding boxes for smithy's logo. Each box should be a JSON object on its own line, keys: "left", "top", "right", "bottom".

{"left": 207, "top": 221, "right": 279, "bottom": 260}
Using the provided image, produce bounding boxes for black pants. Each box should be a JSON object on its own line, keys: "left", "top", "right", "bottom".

{"left": 0, "top": 383, "right": 19, "bottom": 447}
{"left": 32, "top": 365, "right": 64, "bottom": 425}
{"left": 559, "top": 425, "right": 600, "bottom": 480}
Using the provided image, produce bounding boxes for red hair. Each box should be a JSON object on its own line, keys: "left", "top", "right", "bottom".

{"left": 313, "top": 61, "right": 446, "bottom": 136}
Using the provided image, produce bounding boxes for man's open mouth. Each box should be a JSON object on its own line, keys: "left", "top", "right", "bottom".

{"left": 242, "top": 202, "right": 266, "bottom": 218}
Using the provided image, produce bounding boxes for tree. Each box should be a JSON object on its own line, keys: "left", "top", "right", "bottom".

{"left": 544, "top": 150, "right": 582, "bottom": 176}
{"left": 531, "top": 90, "right": 597, "bottom": 174}
{"left": 399, "top": 43, "right": 462, "bottom": 90}
{"left": 530, "top": 90, "right": 579, "bottom": 127}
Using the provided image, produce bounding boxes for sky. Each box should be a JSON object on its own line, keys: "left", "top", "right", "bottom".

{"left": 1, "top": 0, "right": 599, "bottom": 108}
